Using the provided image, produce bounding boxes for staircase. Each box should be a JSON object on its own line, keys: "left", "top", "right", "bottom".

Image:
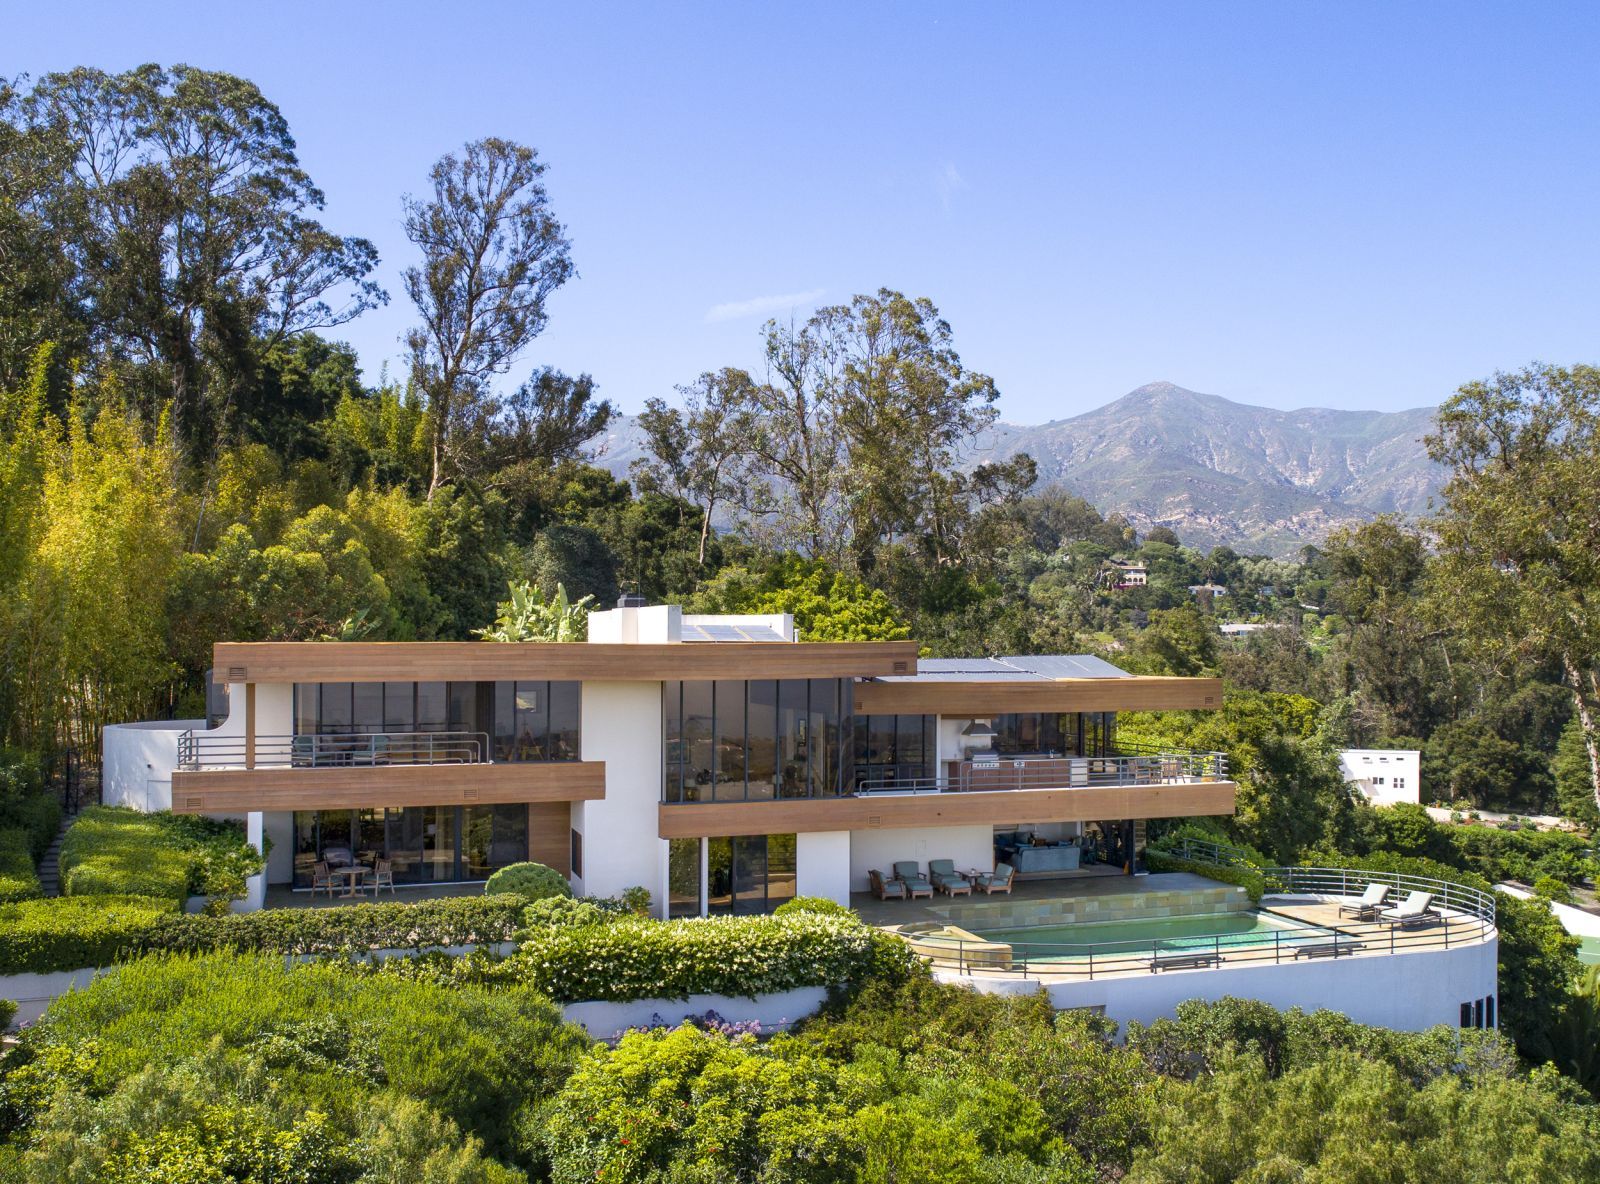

{"left": 36, "top": 814, "right": 72, "bottom": 897}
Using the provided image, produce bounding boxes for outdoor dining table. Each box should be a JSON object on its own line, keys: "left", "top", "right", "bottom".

{"left": 327, "top": 865, "right": 371, "bottom": 898}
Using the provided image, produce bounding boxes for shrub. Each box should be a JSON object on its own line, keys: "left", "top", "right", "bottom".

{"left": 0, "top": 794, "right": 61, "bottom": 864}
{"left": 482, "top": 861, "right": 571, "bottom": 905}
{"left": 519, "top": 896, "right": 626, "bottom": 931}
{"left": 510, "top": 912, "right": 911, "bottom": 1003}
{"left": 0, "top": 829, "right": 42, "bottom": 903}
{"left": 0, "top": 896, "right": 177, "bottom": 975}
{"left": 1144, "top": 847, "right": 1271, "bottom": 902}
{"left": 0, "top": 998, "right": 15, "bottom": 1030}
{"left": 58, "top": 807, "right": 261, "bottom": 905}
{"left": 774, "top": 895, "right": 851, "bottom": 917}
{"left": 1534, "top": 874, "right": 1576, "bottom": 904}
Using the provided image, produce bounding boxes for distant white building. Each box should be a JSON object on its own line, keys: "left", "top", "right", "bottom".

{"left": 1339, "top": 749, "right": 1421, "bottom": 806}
{"left": 1188, "top": 582, "right": 1228, "bottom": 598}
{"left": 1219, "top": 622, "right": 1277, "bottom": 639}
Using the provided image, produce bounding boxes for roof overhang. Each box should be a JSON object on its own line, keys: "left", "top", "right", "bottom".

{"left": 211, "top": 640, "right": 919, "bottom": 684}
{"left": 852, "top": 675, "right": 1222, "bottom": 716}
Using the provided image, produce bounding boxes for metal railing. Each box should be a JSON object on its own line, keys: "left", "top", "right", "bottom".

{"left": 853, "top": 748, "right": 1228, "bottom": 796}
{"left": 915, "top": 907, "right": 1496, "bottom": 981}
{"left": 176, "top": 730, "right": 491, "bottom": 770}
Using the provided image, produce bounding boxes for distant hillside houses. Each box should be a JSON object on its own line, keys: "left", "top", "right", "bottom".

{"left": 1187, "top": 582, "right": 1228, "bottom": 598}
{"left": 1103, "top": 560, "right": 1148, "bottom": 588}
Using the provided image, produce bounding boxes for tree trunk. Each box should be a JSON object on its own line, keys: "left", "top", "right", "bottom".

{"left": 1561, "top": 654, "right": 1600, "bottom": 816}
{"left": 697, "top": 501, "right": 713, "bottom": 566}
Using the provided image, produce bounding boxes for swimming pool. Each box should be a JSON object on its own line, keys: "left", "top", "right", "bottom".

{"left": 973, "top": 910, "right": 1333, "bottom": 962}
{"left": 1578, "top": 936, "right": 1600, "bottom": 966}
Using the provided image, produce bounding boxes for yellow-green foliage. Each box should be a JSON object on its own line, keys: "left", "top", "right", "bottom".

{"left": 58, "top": 806, "right": 260, "bottom": 904}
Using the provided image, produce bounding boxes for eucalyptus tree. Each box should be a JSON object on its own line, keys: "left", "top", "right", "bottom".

{"left": 1427, "top": 363, "right": 1600, "bottom": 815}
{"left": 15, "top": 64, "right": 385, "bottom": 461}
{"left": 402, "top": 138, "right": 573, "bottom": 497}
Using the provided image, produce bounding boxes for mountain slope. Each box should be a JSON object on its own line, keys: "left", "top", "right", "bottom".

{"left": 591, "top": 382, "right": 1444, "bottom": 557}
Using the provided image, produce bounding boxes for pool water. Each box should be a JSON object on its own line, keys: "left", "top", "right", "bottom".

{"left": 1578, "top": 937, "right": 1600, "bottom": 966}
{"left": 974, "top": 911, "right": 1331, "bottom": 961}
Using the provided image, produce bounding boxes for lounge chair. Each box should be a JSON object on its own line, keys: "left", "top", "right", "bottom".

{"left": 1338, "top": 882, "right": 1390, "bottom": 921}
{"left": 1378, "top": 891, "right": 1438, "bottom": 928}
{"left": 974, "top": 863, "right": 1015, "bottom": 895}
{"left": 928, "top": 859, "right": 971, "bottom": 896}
{"left": 891, "top": 861, "right": 934, "bottom": 900}
{"left": 869, "top": 869, "right": 907, "bottom": 900}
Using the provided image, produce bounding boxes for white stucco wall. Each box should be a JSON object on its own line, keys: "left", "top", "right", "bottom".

{"left": 575, "top": 680, "right": 667, "bottom": 909}
{"left": 1339, "top": 749, "right": 1421, "bottom": 806}
{"left": 850, "top": 824, "right": 994, "bottom": 892}
{"left": 796, "top": 831, "right": 851, "bottom": 904}
{"left": 101, "top": 720, "right": 201, "bottom": 811}
{"left": 945, "top": 938, "right": 1498, "bottom": 1033}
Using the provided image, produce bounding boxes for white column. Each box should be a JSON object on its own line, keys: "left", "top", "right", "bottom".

{"left": 240, "top": 810, "right": 267, "bottom": 912}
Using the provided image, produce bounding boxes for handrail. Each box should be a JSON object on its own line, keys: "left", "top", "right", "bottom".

{"left": 854, "top": 749, "right": 1228, "bottom": 796}
{"left": 176, "top": 730, "right": 491, "bottom": 770}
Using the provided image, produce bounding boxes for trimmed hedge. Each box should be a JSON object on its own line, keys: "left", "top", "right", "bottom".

{"left": 1145, "top": 847, "right": 1273, "bottom": 902}
{"left": 510, "top": 912, "right": 914, "bottom": 1003}
{"left": 2, "top": 792, "right": 61, "bottom": 863}
{"left": 0, "top": 894, "right": 526, "bottom": 976}
{"left": 483, "top": 860, "right": 572, "bottom": 904}
{"left": 0, "top": 895, "right": 178, "bottom": 975}
{"left": 146, "top": 893, "right": 527, "bottom": 957}
{"left": 59, "top": 806, "right": 261, "bottom": 903}
{"left": 0, "top": 827, "right": 42, "bottom": 902}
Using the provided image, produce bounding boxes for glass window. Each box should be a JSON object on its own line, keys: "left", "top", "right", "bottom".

{"left": 668, "top": 837, "right": 701, "bottom": 917}
{"left": 663, "top": 681, "right": 684, "bottom": 803}
{"left": 448, "top": 682, "right": 477, "bottom": 734}
{"left": 714, "top": 680, "right": 746, "bottom": 801}
{"left": 463, "top": 804, "right": 528, "bottom": 879}
{"left": 732, "top": 835, "right": 768, "bottom": 914}
{"left": 549, "top": 681, "right": 581, "bottom": 759}
{"left": 778, "top": 680, "right": 808, "bottom": 798}
{"left": 706, "top": 834, "right": 798, "bottom": 915}
{"left": 809, "top": 680, "right": 834, "bottom": 797}
{"left": 352, "top": 684, "right": 384, "bottom": 733}
{"left": 767, "top": 833, "right": 796, "bottom": 908}
{"left": 513, "top": 681, "right": 549, "bottom": 760}
{"left": 383, "top": 682, "right": 414, "bottom": 732}
{"left": 746, "top": 681, "right": 777, "bottom": 800}
{"left": 294, "top": 685, "right": 318, "bottom": 737}
{"left": 570, "top": 828, "right": 583, "bottom": 878}
{"left": 494, "top": 681, "right": 516, "bottom": 762}
{"left": 320, "top": 683, "right": 352, "bottom": 733}
{"left": 682, "top": 681, "right": 713, "bottom": 802}
{"left": 416, "top": 682, "right": 447, "bottom": 732}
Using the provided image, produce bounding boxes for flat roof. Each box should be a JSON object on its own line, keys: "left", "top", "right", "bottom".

{"left": 879, "top": 654, "right": 1131, "bottom": 683}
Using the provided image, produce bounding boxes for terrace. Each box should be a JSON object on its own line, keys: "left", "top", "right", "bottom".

{"left": 177, "top": 729, "right": 491, "bottom": 770}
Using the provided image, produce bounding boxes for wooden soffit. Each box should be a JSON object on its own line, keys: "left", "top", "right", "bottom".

{"left": 852, "top": 676, "right": 1223, "bottom": 716}
{"left": 212, "top": 641, "right": 919, "bottom": 684}
{"left": 170, "top": 760, "right": 605, "bottom": 814}
{"left": 657, "top": 780, "right": 1238, "bottom": 839}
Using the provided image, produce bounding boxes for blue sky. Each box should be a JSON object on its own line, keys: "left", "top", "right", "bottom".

{"left": 9, "top": 2, "right": 1599, "bottom": 421}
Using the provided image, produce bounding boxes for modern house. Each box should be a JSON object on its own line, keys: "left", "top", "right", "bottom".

{"left": 104, "top": 599, "right": 1234, "bottom": 915}
{"left": 1339, "top": 749, "right": 1422, "bottom": 807}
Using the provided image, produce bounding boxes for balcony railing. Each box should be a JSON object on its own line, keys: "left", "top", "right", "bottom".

{"left": 176, "top": 730, "right": 491, "bottom": 771}
{"left": 853, "top": 748, "right": 1228, "bottom": 796}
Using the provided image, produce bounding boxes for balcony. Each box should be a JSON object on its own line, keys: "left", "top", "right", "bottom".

{"left": 169, "top": 728, "right": 605, "bottom": 815}
{"left": 853, "top": 745, "right": 1229, "bottom": 796}
{"left": 176, "top": 730, "right": 491, "bottom": 771}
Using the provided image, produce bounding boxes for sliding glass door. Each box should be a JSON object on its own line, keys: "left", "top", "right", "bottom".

{"left": 291, "top": 805, "right": 527, "bottom": 887}
{"left": 705, "top": 833, "right": 797, "bottom": 915}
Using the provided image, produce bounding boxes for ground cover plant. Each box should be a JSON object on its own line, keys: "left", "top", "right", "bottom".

{"left": 58, "top": 806, "right": 262, "bottom": 907}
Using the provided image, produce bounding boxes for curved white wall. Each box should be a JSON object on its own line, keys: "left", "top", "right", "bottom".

{"left": 102, "top": 720, "right": 202, "bottom": 812}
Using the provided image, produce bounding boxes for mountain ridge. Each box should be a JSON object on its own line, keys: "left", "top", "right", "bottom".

{"left": 591, "top": 381, "right": 1445, "bottom": 557}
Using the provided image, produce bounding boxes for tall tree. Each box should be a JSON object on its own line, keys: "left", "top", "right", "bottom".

{"left": 494, "top": 367, "right": 615, "bottom": 468}
{"left": 1427, "top": 363, "right": 1600, "bottom": 815}
{"left": 402, "top": 138, "right": 573, "bottom": 497}
{"left": 16, "top": 65, "right": 384, "bottom": 460}
{"left": 634, "top": 368, "right": 758, "bottom": 565}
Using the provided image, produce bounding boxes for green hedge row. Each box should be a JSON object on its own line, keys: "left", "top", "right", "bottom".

{"left": 1, "top": 791, "right": 61, "bottom": 863}
{"left": 59, "top": 806, "right": 261, "bottom": 903}
{"left": 508, "top": 913, "right": 914, "bottom": 1003}
{"left": 0, "top": 895, "right": 179, "bottom": 975}
{"left": 0, "top": 893, "right": 527, "bottom": 976}
{"left": 0, "top": 828, "right": 42, "bottom": 902}
{"left": 1145, "top": 847, "right": 1273, "bottom": 902}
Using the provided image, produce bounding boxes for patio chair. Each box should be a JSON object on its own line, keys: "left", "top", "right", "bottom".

{"left": 310, "top": 861, "right": 336, "bottom": 899}
{"left": 974, "top": 863, "right": 1015, "bottom": 895}
{"left": 370, "top": 858, "right": 396, "bottom": 895}
{"left": 1338, "top": 882, "right": 1391, "bottom": 921}
{"left": 928, "top": 859, "right": 971, "bottom": 895}
{"left": 1378, "top": 890, "right": 1439, "bottom": 928}
{"left": 891, "top": 861, "right": 934, "bottom": 899}
{"left": 869, "top": 868, "right": 907, "bottom": 900}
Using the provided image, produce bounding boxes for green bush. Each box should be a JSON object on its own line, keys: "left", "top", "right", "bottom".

{"left": 482, "top": 860, "right": 571, "bottom": 904}
{"left": 0, "top": 795, "right": 61, "bottom": 864}
{"left": 1144, "top": 848, "right": 1271, "bottom": 902}
{"left": 58, "top": 807, "right": 261, "bottom": 904}
{"left": 1534, "top": 874, "right": 1576, "bottom": 904}
{"left": 0, "top": 998, "right": 15, "bottom": 1030}
{"left": 0, "top": 895, "right": 177, "bottom": 974}
{"left": 0, "top": 829, "right": 42, "bottom": 903}
{"left": 510, "top": 912, "right": 912, "bottom": 1003}
{"left": 774, "top": 895, "right": 852, "bottom": 917}
{"left": 519, "top": 896, "right": 627, "bottom": 931}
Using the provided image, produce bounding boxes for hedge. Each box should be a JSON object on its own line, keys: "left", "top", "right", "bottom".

{"left": 0, "top": 894, "right": 527, "bottom": 976}
{"left": 146, "top": 893, "right": 527, "bottom": 957}
{"left": 1, "top": 791, "right": 61, "bottom": 863}
{"left": 0, "top": 827, "right": 42, "bottom": 902}
{"left": 59, "top": 806, "right": 261, "bottom": 903}
{"left": 1145, "top": 847, "right": 1273, "bottom": 902}
{"left": 509, "top": 912, "right": 914, "bottom": 1003}
{"left": 0, "top": 895, "right": 178, "bottom": 975}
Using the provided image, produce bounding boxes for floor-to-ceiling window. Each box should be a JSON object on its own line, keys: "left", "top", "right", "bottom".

{"left": 662, "top": 680, "right": 850, "bottom": 802}
{"left": 293, "top": 681, "right": 582, "bottom": 760}
{"left": 705, "top": 834, "right": 797, "bottom": 914}
{"left": 291, "top": 804, "right": 530, "bottom": 887}
{"left": 852, "top": 714, "right": 936, "bottom": 788}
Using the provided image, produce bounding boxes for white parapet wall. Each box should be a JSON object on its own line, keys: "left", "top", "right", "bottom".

{"left": 796, "top": 831, "right": 851, "bottom": 904}
{"left": 941, "top": 936, "right": 1498, "bottom": 1033}
{"left": 102, "top": 719, "right": 203, "bottom": 811}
